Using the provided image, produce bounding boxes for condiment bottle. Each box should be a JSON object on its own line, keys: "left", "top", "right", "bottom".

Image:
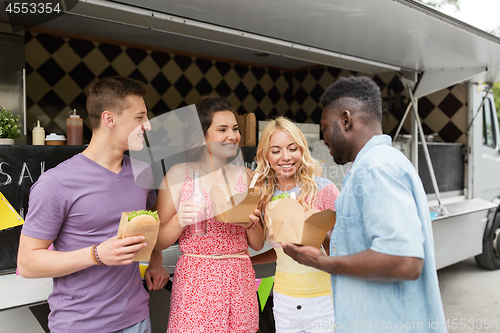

{"left": 190, "top": 170, "right": 208, "bottom": 236}
{"left": 67, "top": 109, "right": 83, "bottom": 145}
{"left": 32, "top": 121, "right": 45, "bottom": 145}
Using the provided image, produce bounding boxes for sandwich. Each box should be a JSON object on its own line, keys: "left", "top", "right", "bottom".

{"left": 127, "top": 210, "right": 159, "bottom": 225}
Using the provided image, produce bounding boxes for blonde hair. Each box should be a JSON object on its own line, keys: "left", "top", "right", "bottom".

{"left": 254, "top": 116, "right": 320, "bottom": 212}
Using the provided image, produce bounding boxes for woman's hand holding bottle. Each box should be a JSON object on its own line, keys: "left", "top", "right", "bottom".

{"left": 177, "top": 201, "right": 200, "bottom": 227}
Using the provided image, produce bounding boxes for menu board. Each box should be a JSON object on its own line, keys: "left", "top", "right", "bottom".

{"left": 0, "top": 145, "right": 85, "bottom": 274}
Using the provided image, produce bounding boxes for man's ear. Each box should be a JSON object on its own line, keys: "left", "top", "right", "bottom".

{"left": 342, "top": 110, "right": 352, "bottom": 130}
{"left": 102, "top": 111, "right": 115, "bottom": 128}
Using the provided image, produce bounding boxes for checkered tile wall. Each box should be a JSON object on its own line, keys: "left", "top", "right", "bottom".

{"left": 25, "top": 31, "right": 467, "bottom": 144}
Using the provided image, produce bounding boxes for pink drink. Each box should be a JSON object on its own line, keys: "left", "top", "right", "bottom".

{"left": 190, "top": 170, "right": 207, "bottom": 235}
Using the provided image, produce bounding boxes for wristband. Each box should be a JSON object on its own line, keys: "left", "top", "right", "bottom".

{"left": 94, "top": 243, "right": 105, "bottom": 265}
{"left": 90, "top": 245, "right": 100, "bottom": 266}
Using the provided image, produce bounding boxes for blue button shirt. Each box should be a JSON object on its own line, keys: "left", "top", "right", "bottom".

{"left": 330, "top": 135, "right": 447, "bottom": 332}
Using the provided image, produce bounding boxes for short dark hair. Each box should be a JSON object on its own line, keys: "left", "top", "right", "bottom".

{"left": 320, "top": 76, "right": 382, "bottom": 122}
{"left": 86, "top": 76, "right": 148, "bottom": 130}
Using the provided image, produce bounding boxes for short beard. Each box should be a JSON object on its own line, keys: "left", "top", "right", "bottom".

{"left": 331, "top": 121, "right": 346, "bottom": 165}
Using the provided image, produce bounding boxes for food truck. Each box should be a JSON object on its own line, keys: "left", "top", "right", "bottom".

{"left": 1, "top": 0, "right": 500, "bottom": 331}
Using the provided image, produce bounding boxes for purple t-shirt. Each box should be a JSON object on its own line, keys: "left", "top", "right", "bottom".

{"left": 22, "top": 154, "right": 156, "bottom": 333}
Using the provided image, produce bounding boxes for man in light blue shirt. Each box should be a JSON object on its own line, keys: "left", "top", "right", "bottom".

{"left": 283, "top": 76, "right": 447, "bottom": 332}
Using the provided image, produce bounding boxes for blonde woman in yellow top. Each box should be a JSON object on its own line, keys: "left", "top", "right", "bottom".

{"left": 252, "top": 117, "right": 339, "bottom": 333}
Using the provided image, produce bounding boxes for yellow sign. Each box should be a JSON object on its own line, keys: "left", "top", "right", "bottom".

{"left": 0, "top": 192, "right": 24, "bottom": 230}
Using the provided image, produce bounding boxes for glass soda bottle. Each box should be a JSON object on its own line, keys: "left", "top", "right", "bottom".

{"left": 190, "top": 170, "right": 208, "bottom": 235}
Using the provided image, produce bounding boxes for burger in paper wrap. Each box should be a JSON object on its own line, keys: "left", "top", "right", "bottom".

{"left": 117, "top": 210, "right": 160, "bottom": 261}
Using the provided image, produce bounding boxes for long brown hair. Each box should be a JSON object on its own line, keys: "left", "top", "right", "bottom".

{"left": 254, "top": 116, "right": 319, "bottom": 212}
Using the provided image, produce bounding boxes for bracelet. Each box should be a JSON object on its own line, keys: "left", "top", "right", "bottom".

{"left": 90, "top": 245, "right": 100, "bottom": 266}
{"left": 90, "top": 244, "right": 104, "bottom": 266}
{"left": 245, "top": 220, "right": 258, "bottom": 231}
{"left": 94, "top": 243, "right": 105, "bottom": 265}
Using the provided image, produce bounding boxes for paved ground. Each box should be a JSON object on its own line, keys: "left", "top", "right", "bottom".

{"left": 438, "top": 258, "right": 500, "bottom": 333}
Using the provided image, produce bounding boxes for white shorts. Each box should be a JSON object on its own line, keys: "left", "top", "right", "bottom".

{"left": 273, "top": 291, "right": 335, "bottom": 333}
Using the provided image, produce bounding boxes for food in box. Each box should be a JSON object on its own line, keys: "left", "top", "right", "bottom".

{"left": 210, "top": 185, "right": 261, "bottom": 224}
{"left": 266, "top": 198, "right": 335, "bottom": 248}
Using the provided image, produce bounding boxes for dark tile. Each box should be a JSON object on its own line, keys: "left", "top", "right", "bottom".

{"left": 125, "top": 48, "right": 148, "bottom": 66}
{"left": 253, "top": 107, "right": 265, "bottom": 121}
{"left": 152, "top": 99, "right": 169, "bottom": 116}
{"left": 174, "top": 55, "right": 193, "bottom": 71}
{"left": 151, "top": 72, "right": 171, "bottom": 96}
{"left": 310, "top": 84, "right": 324, "bottom": 102}
{"left": 37, "top": 58, "right": 65, "bottom": 86}
{"left": 372, "top": 75, "right": 386, "bottom": 91}
{"left": 237, "top": 105, "right": 246, "bottom": 115}
{"left": 98, "top": 43, "right": 122, "bottom": 62}
{"left": 294, "top": 108, "right": 308, "bottom": 123}
{"left": 268, "top": 108, "right": 280, "bottom": 119}
{"left": 151, "top": 51, "right": 171, "bottom": 69}
{"left": 177, "top": 100, "right": 188, "bottom": 109}
{"left": 418, "top": 97, "right": 435, "bottom": 119}
{"left": 215, "top": 80, "right": 231, "bottom": 98}
{"left": 284, "top": 109, "right": 294, "bottom": 119}
{"left": 294, "top": 70, "right": 307, "bottom": 83}
{"left": 310, "top": 106, "right": 323, "bottom": 124}
{"left": 233, "top": 82, "right": 249, "bottom": 102}
{"left": 38, "top": 90, "right": 66, "bottom": 119}
{"left": 69, "top": 62, "right": 95, "bottom": 89}
{"left": 128, "top": 69, "right": 147, "bottom": 85}
{"left": 215, "top": 61, "right": 231, "bottom": 76}
{"left": 173, "top": 75, "right": 193, "bottom": 96}
{"left": 267, "top": 86, "right": 281, "bottom": 104}
{"left": 195, "top": 77, "right": 213, "bottom": 96}
{"left": 310, "top": 68, "right": 325, "bottom": 81}
{"left": 25, "top": 62, "right": 33, "bottom": 76}
{"left": 327, "top": 67, "right": 341, "bottom": 78}
{"left": 98, "top": 65, "right": 119, "bottom": 79}
{"left": 25, "top": 31, "right": 33, "bottom": 44}
{"left": 234, "top": 64, "right": 249, "bottom": 79}
{"left": 36, "top": 33, "right": 64, "bottom": 54}
{"left": 68, "top": 38, "right": 95, "bottom": 58}
{"left": 195, "top": 58, "right": 213, "bottom": 74}
{"left": 69, "top": 93, "right": 88, "bottom": 118}
{"left": 439, "top": 121, "right": 463, "bottom": 143}
{"left": 421, "top": 122, "right": 434, "bottom": 135}
{"left": 251, "top": 67, "right": 265, "bottom": 81}
{"left": 388, "top": 76, "right": 405, "bottom": 94}
{"left": 26, "top": 96, "right": 34, "bottom": 110}
{"left": 268, "top": 69, "right": 281, "bottom": 83}
{"left": 251, "top": 84, "right": 265, "bottom": 103}
{"left": 438, "top": 93, "right": 463, "bottom": 118}
{"left": 294, "top": 86, "right": 308, "bottom": 105}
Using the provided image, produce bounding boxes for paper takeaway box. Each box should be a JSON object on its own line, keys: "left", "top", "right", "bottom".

{"left": 117, "top": 212, "right": 160, "bottom": 261}
{"left": 211, "top": 185, "right": 261, "bottom": 224}
{"left": 266, "top": 199, "right": 336, "bottom": 248}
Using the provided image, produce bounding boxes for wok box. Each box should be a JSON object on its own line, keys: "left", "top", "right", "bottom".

{"left": 265, "top": 198, "right": 336, "bottom": 248}
{"left": 117, "top": 212, "right": 160, "bottom": 261}
{"left": 210, "top": 185, "right": 261, "bottom": 224}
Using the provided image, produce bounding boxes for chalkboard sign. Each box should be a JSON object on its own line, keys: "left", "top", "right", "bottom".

{"left": 0, "top": 145, "right": 85, "bottom": 274}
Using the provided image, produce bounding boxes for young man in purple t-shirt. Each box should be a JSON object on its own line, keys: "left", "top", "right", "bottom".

{"left": 18, "top": 76, "right": 169, "bottom": 333}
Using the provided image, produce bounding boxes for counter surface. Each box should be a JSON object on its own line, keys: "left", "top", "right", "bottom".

{"left": 0, "top": 273, "right": 52, "bottom": 311}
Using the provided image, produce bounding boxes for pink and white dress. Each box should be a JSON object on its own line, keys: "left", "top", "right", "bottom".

{"left": 167, "top": 165, "right": 259, "bottom": 333}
